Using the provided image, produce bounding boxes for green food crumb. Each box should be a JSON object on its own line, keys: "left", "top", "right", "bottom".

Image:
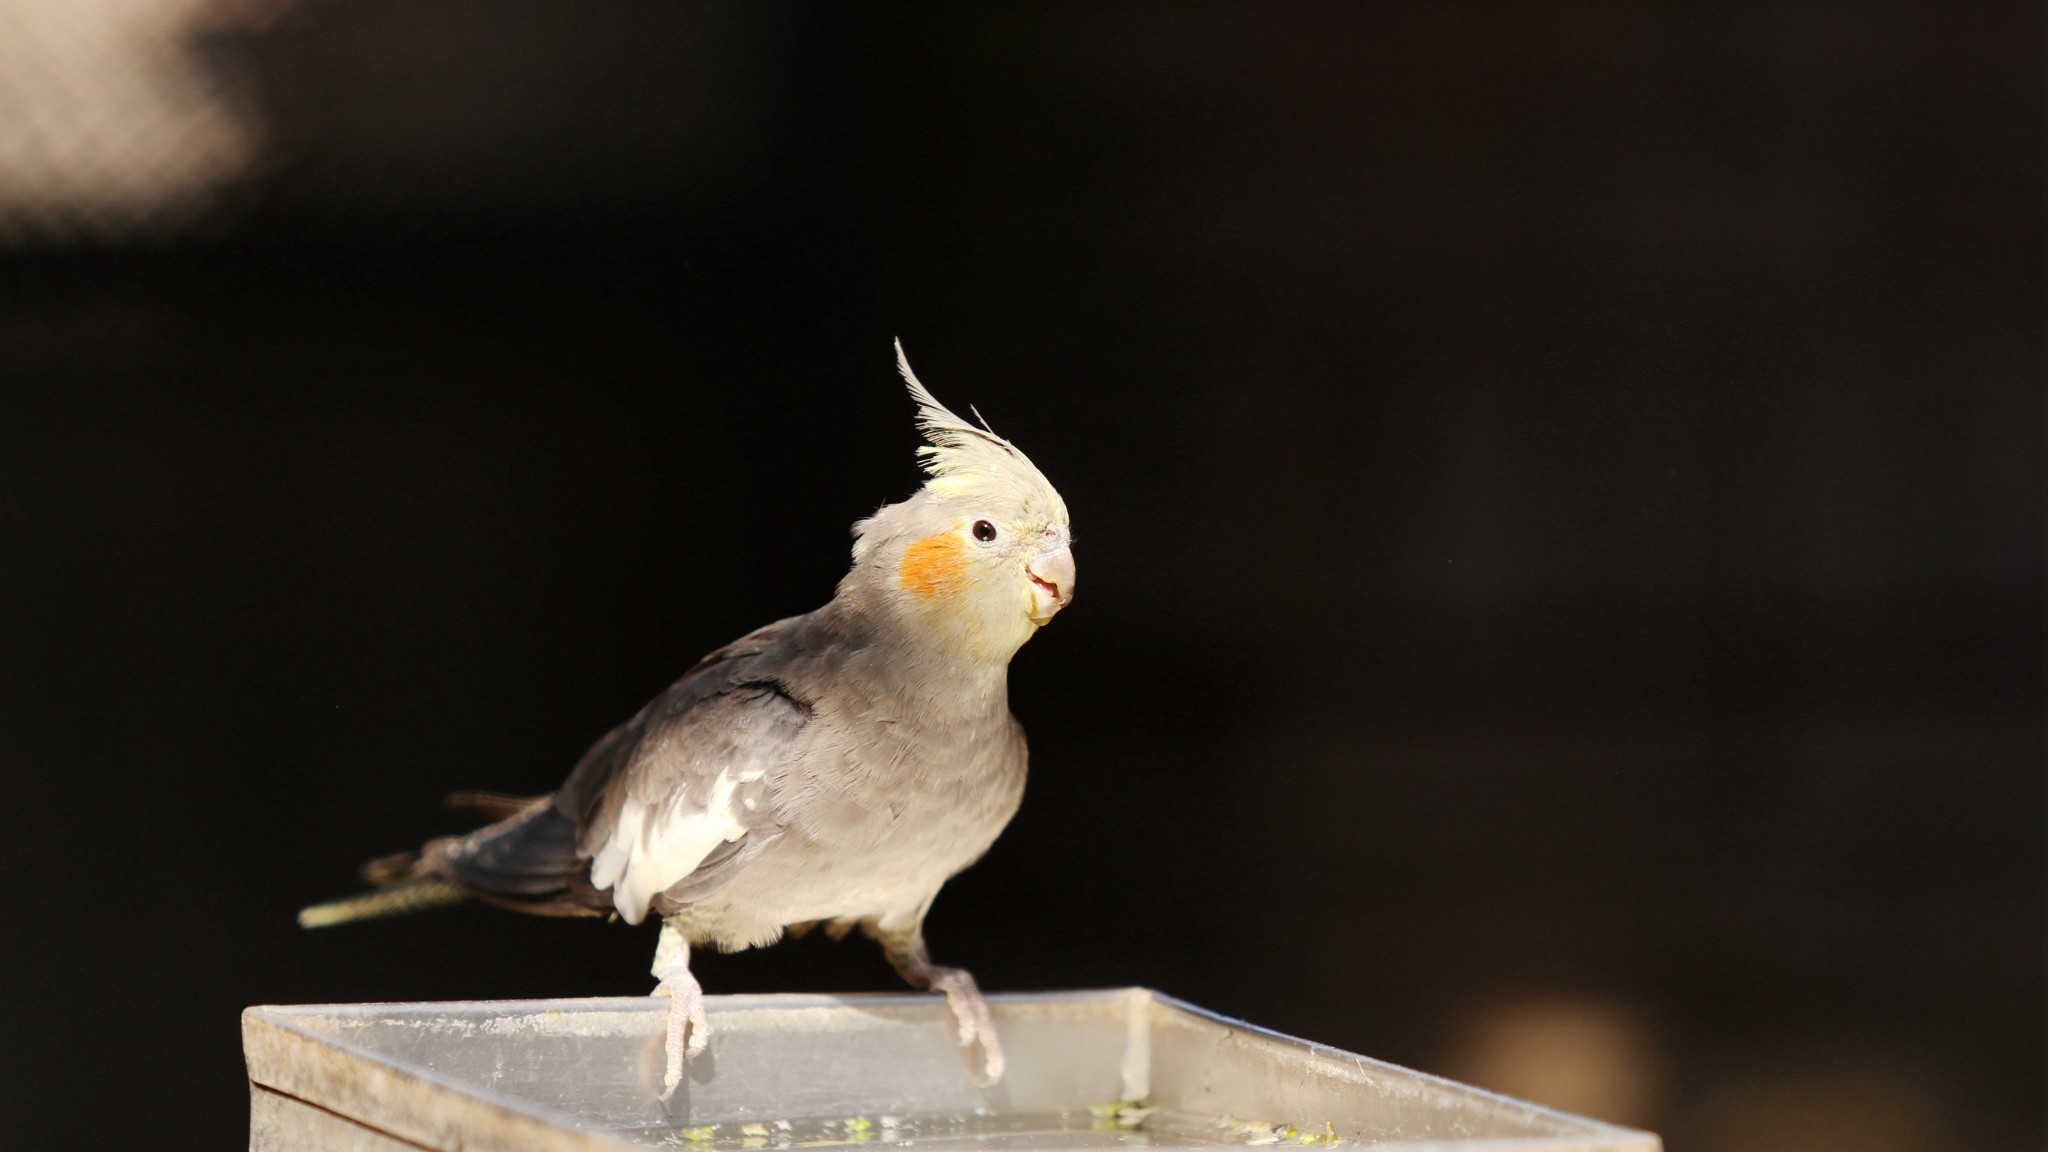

{"left": 1089, "top": 1098, "right": 1153, "bottom": 1132}
{"left": 1217, "top": 1115, "right": 1340, "bottom": 1147}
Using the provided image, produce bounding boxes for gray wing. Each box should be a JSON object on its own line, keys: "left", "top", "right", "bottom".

{"left": 552, "top": 620, "right": 813, "bottom": 925}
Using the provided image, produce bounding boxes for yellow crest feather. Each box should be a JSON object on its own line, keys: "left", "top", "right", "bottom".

{"left": 894, "top": 339, "right": 1066, "bottom": 520}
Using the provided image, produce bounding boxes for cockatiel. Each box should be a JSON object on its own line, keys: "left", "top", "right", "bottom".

{"left": 299, "top": 342, "right": 1074, "bottom": 1097}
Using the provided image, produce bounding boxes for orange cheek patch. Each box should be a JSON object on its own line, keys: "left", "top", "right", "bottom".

{"left": 899, "top": 533, "right": 968, "bottom": 599}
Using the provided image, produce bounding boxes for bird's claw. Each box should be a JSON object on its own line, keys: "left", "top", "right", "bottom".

{"left": 927, "top": 965, "right": 1004, "bottom": 1085}
{"left": 653, "top": 961, "right": 709, "bottom": 1101}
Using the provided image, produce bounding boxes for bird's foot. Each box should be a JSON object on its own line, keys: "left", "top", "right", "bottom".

{"left": 652, "top": 958, "right": 709, "bottom": 1101}
{"left": 925, "top": 964, "right": 1005, "bottom": 1086}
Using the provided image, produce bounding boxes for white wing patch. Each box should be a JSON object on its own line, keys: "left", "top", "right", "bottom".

{"left": 588, "top": 766, "right": 765, "bottom": 924}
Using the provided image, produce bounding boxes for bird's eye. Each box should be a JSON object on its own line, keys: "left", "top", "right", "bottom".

{"left": 972, "top": 519, "right": 999, "bottom": 542}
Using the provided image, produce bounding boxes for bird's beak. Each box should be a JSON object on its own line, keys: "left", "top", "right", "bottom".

{"left": 1026, "top": 544, "right": 1075, "bottom": 625}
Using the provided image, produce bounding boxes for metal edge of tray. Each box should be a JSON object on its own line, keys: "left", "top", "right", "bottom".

{"left": 1142, "top": 993, "right": 1660, "bottom": 1152}
{"left": 245, "top": 997, "right": 630, "bottom": 1151}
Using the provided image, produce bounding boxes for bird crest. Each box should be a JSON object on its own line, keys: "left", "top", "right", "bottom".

{"left": 895, "top": 339, "right": 1067, "bottom": 523}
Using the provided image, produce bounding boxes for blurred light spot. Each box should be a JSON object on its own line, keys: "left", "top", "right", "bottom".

{"left": 1442, "top": 997, "right": 1663, "bottom": 1128}
{"left": 0, "top": 0, "right": 285, "bottom": 243}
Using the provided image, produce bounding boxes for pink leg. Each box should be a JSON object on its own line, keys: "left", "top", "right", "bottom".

{"left": 879, "top": 927, "right": 1005, "bottom": 1085}
{"left": 651, "top": 928, "right": 709, "bottom": 1101}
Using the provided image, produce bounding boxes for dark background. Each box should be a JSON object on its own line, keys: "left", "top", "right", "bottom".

{"left": 1, "top": 3, "right": 2038, "bottom": 1149}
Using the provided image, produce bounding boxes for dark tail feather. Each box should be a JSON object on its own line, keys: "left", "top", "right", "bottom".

{"left": 301, "top": 793, "right": 608, "bottom": 929}
{"left": 437, "top": 800, "right": 585, "bottom": 895}
{"left": 361, "top": 848, "right": 422, "bottom": 887}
